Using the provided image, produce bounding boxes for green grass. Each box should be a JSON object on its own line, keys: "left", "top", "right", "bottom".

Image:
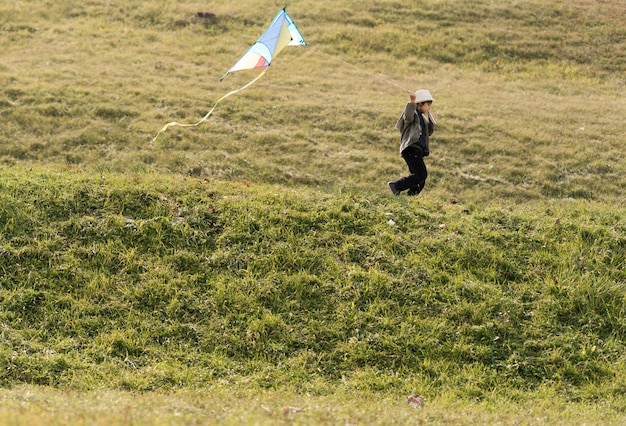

{"left": 1, "top": 0, "right": 626, "bottom": 424}
{"left": 1, "top": 166, "right": 625, "bottom": 423}
{"left": 1, "top": 384, "right": 624, "bottom": 426}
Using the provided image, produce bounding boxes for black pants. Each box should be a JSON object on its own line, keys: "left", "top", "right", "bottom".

{"left": 395, "top": 146, "right": 427, "bottom": 195}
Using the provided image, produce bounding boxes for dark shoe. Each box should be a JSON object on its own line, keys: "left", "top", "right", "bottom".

{"left": 388, "top": 181, "right": 400, "bottom": 195}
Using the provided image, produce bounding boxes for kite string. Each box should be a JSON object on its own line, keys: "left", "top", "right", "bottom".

{"left": 150, "top": 68, "right": 268, "bottom": 144}
{"left": 309, "top": 48, "right": 436, "bottom": 125}
{"left": 310, "top": 48, "right": 411, "bottom": 93}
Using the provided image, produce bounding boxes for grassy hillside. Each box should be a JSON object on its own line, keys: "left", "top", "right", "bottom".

{"left": 1, "top": 167, "right": 625, "bottom": 409}
{"left": 1, "top": 0, "right": 625, "bottom": 423}
{"left": 1, "top": 0, "right": 624, "bottom": 203}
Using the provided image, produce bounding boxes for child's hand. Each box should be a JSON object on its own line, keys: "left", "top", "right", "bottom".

{"left": 409, "top": 91, "right": 417, "bottom": 103}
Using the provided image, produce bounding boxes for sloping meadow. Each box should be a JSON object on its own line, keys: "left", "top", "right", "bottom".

{"left": 1, "top": 167, "right": 625, "bottom": 404}
{"left": 1, "top": 0, "right": 625, "bottom": 415}
{"left": 1, "top": 0, "right": 624, "bottom": 203}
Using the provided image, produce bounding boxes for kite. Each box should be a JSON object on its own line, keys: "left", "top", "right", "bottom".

{"left": 152, "top": 7, "right": 306, "bottom": 143}
{"left": 221, "top": 7, "right": 306, "bottom": 81}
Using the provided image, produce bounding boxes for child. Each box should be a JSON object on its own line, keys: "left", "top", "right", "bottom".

{"left": 388, "top": 89, "right": 436, "bottom": 196}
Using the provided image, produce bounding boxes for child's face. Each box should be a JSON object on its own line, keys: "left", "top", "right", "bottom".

{"left": 417, "top": 101, "right": 432, "bottom": 113}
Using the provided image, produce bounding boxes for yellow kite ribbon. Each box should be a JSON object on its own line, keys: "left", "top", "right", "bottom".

{"left": 151, "top": 68, "right": 267, "bottom": 144}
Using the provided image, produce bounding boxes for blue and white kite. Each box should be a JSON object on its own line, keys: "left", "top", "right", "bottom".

{"left": 152, "top": 7, "right": 306, "bottom": 142}
{"left": 221, "top": 8, "right": 306, "bottom": 81}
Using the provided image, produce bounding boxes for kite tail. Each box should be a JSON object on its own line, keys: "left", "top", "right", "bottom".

{"left": 151, "top": 68, "right": 268, "bottom": 144}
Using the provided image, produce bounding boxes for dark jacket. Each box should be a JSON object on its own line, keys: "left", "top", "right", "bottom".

{"left": 395, "top": 102, "right": 434, "bottom": 156}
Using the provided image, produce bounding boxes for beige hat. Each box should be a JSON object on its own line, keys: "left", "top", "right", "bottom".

{"left": 414, "top": 89, "right": 435, "bottom": 103}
